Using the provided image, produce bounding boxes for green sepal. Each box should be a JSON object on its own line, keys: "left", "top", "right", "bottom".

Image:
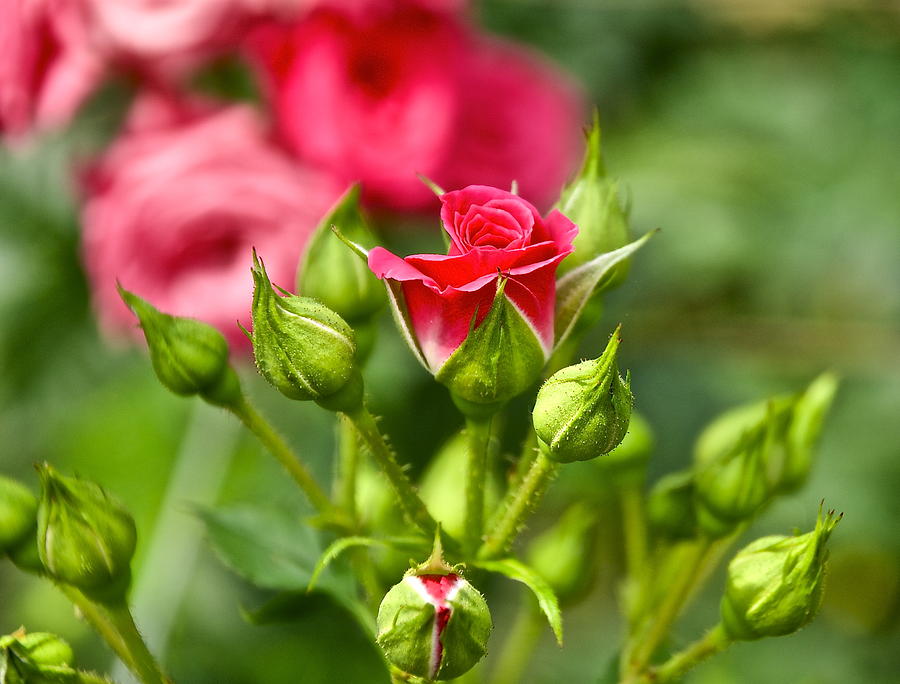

{"left": 436, "top": 279, "right": 545, "bottom": 412}
{"left": 298, "top": 184, "right": 386, "bottom": 323}
{"left": 554, "top": 230, "right": 656, "bottom": 350}
{"left": 556, "top": 113, "right": 631, "bottom": 279}
{"left": 35, "top": 465, "right": 136, "bottom": 605}
{"left": 721, "top": 506, "right": 842, "bottom": 640}
{"left": 250, "top": 252, "right": 359, "bottom": 406}
{"left": 118, "top": 286, "right": 240, "bottom": 407}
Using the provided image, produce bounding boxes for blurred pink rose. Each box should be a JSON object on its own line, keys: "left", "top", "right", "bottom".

{"left": 0, "top": 0, "right": 104, "bottom": 138}
{"left": 82, "top": 93, "right": 342, "bottom": 349}
{"left": 249, "top": 2, "right": 583, "bottom": 211}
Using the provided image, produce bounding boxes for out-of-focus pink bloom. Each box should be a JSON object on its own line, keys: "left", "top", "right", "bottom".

{"left": 82, "top": 93, "right": 343, "bottom": 349}
{"left": 81, "top": 0, "right": 308, "bottom": 78}
{"left": 249, "top": 3, "right": 583, "bottom": 212}
{"left": 0, "top": 0, "right": 104, "bottom": 138}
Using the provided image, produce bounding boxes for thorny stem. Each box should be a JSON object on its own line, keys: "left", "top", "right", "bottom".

{"left": 344, "top": 406, "right": 438, "bottom": 539}
{"left": 647, "top": 623, "right": 731, "bottom": 683}
{"left": 104, "top": 601, "right": 169, "bottom": 684}
{"left": 479, "top": 449, "right": 558, "bottom": 559}
{"left": 228, "top": 397, "right": 342, "bottom": 523}
{"left": 464, "top": 416, "right": 493, "bottom": 555}
{"left": 60, "top": 586, "right": 134, "bottom": 673}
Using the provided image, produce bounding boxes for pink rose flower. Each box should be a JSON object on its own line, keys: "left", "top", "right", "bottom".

{"left": 0, "top": 0, "right": 104, "bottom": 138}
{"left": 249, "top": 2, "right": 583, "bottom": 211}
{"left": 82, "top": 93, "right": 342, "bottom": 349}
{"left": 368, "top": 185, "right": 576, "bottom": 374}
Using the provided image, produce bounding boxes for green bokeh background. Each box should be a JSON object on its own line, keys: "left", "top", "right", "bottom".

{"left": 2, "top": 1, "right": 899, "bottom": 682}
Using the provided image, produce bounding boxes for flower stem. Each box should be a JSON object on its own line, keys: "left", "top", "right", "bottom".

{"left": 622, "top": 537, "right": 715, "bottom": 679}
{"left": 336, "top": 416, "right": 361, "bottom": 523}
{"left": 650, "top": 623, "right": 731, "bottom": 683}
{"left": 479, "top": 449, "right": 558, "bottom": 559}
{"left": 620, "top": 481, "right": 648, "bottom": 624}
{"left": 344, "top": 406, "right": 438, "bottom": 539}
{"left": 60, "top": 586, "right": 134, "bottom": 673}
{"left": 104, "top": 601, "right": 169, "bottom": 684}
{"left": 228, "top": 396, "right": 340, "bottom": 523}
{"left": 464, "top": 416, "right": 493, "bottom": 555}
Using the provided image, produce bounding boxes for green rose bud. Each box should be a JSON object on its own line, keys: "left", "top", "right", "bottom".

{"left": 779, "top": 372, "right": 839, "bottom": 492}
{"left": 693, "top": 416, "right": 773, "bottom": 538}
{"left": 250, "top": 252, "right": 362, "bottom": 412}
{"left": 556, "top": 113, "right": 631, "bottom": 282}
{"left": 1, "top": 629, "right": 78, "bottom": 684}
{"left": 9, "top": 632, "right": 74, "bottom": 669}
{"left": 721, "top": 506, "right": 841, "bottom": 640}
{"left": 377, "top": 569, "right": 492, "bottom": 681}
{"left": 527, "top": 503, "right": 598, "bottom": 604}
{"left": 298, "top": 184, "right": 385, "bottom": 325}
{"left": 647, "top": 470, "right": 698, "bottom": 541}
{"left": 36, "top": 465, "right": 136, "bottom": 604}
{"left": 532, "top": 327, "right": 633, "bottom": 463}
{"left": 118, "top": 286, "right": 241, "bottom": 407}
{"left": 0, "top": 476, "right": 37, "bottom": 555}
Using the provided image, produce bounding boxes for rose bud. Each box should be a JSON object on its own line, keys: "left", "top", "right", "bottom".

{"left": 298, "top": 184, "right": 385, "bottom": 361}
{"left": 118, "top": 287, "right": 242, "bottom": 408}
{"left": 556, "top": 115, "right": 631, "bottom": 281}
{"left": 0, "top": 476, "right": 37, "bottom": 555}
{"left": 369, "top": 185, "right": 576, "bottom": 417}
{"left": 6, "top": 631, "right": 74, "bottom": 669}
{"left": 647, "top": 470, "right": 698, "bottom": 541}
{"left": 721, "top": 506, "right": 841, "bottom": 640}
{"left": 532, "top": 327, "right": 633, "bottom": 463}
{"left": 779, "top": 372, "right": 839, "bottom": 492}
{"left": 693, "top": 417, "right": 773, "bottom": 538}
{"left": 527, "top": 503, "right": 598, "bottom": 605}
{"left": 377, "top": 564, "right": 492, "bottom": 681}
{"left": 36, "top": 465, "right": 137, "bottom": 604}
{"left": 250, "top": 252, "right": 363, "bottom": 413}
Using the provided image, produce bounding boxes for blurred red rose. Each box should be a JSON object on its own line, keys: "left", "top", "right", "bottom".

{"left": 82, "top": 93, "right": 342, "bottom": 349}
{"left": 248, "top": 2, "right": 583, "bottom": 211}
{"left": 0, "top": 0, "right": 104, "bottom": 138}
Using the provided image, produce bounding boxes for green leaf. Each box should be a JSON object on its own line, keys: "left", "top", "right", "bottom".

{"left": 242, "top": 589, "right": 376, "bottom": 638}
{"left": 472, "top": 558, "right": 564, "bottom": 645}
{"left": 554, "top": 231, "right": 656, "bottom": 348}
{"left": 196, "top": 503, "right": 321, "bottom": 590}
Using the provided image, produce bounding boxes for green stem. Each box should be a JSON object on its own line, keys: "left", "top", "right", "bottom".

{"left": 104, "top": 602, "right": 168, "bottom": 684}
{"left": 479, "top": 450, "right": 558, "bottom": 559}
{"left": 337, "top": 417, "right": 361, "bottom": 524}
{"left": 60, "top": 586, "right": 135, "bottom": 673}
{"left": 344, "top": 406, "right": 438, "bottom": 539}
{"left": 623, "top": 537, "right": 713, "bottom": 678}
{"left": 464, "top": 416, "right": 493, "bottom": 555}
{"left": 77, "top": 672, "right": 116, "bottom": 684}
{"left": 491, "top": 602, "right": 544, "bottom": 684}
{"left": 620, "top": 482, "right": 648, "bottom": 623}
{"left": 228, "top": 397, "right": 339, "bottom": 521}
{"left": 650, "top": 624, "right": 731, "bottom": 683}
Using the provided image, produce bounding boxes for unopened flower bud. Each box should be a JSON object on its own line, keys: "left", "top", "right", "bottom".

{"left": 250, "top": 252, "right": 362, "bottom": 412}
{"left": 377, "top": 542, "right": 492, "bottom": 681}
{"left": 298, "top": 184, "right": 385, "bottom": 324}
{"left": 10, "top": 632, "right": 74, "bottom": 669}
{"left": 556, "top": 114, "right": 631, "bottom": 283}
{"left": 36, "top": 465, "right": 136, "bottom": 604}
{"left": 527, "top": 503, "right": 598, "bottom": 604}
{"left": 533, "top": 327, "right": 633, "bottom": 463}
{"left": 118, "top": 287, "right": 241, "bottom": 407}
{"left": 721, "top": 507, "right": 841, "bottom": 640}
{"left": 0, "top": 476, "right": 37, "bottom": 555}
{"left": 647, "top": 470, "right": 698, "bottom": 541}
{"left": 779, "top": 372, "right": 838, "bottom": 492}
{"left": 694, "top": 419, "right": 772, "bottom": 538}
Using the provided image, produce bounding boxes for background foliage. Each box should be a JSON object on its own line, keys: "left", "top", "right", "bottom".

{"left": 2, "top": 1, "right": 899, "bottom": 682}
